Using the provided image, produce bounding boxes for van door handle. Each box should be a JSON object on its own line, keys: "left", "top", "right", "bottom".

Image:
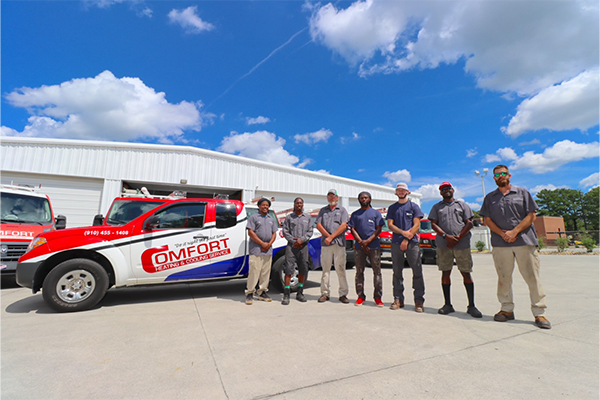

{"left": 193, "top": 235, "right": 209, "bottom": 240}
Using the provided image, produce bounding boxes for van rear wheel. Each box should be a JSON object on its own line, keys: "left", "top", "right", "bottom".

{"left": 42, "top": 258, "right": 109, "bottom": 312}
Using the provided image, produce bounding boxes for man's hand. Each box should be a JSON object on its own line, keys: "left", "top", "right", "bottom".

{"left": 403, "top": 230, "right": 414, "bottom": 240}
{"left": 400, "top": 240, "right": 408, "bottom": 251}
{"left": 445, "top": 235, "right": 460, "bottom": 248}
{"left": 360, "top": 242, "right": 371, "bottom": 253}
{"left": 260, "top": 242, "right": 270, "bottom": 252}
{"left": 324, "top": 236, "right": 333, "bottom": 246}
{"left": 292, "top": 238, "right": 303, "bottom": 248}
{"left": 502, "top": 230, "right": 518, "bottom": 243}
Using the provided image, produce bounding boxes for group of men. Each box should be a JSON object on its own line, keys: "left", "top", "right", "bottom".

{"left": 243, "top": 164, "right": 551, "bottom": 330}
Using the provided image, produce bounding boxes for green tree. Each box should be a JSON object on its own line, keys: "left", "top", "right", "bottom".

{"left": 582, "top": 187, "right": 599, "bottom": 241}
{"left": 536, "top": 188, "right": 583, "bottom": 231}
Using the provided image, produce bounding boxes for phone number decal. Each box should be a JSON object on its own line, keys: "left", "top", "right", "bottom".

{"left": 84, "top": 230, "right": 129, "bottom": 236}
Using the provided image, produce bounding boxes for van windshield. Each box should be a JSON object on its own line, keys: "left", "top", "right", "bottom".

{"left": 420, "top": 220, "right": 434, "bottom": 233}
{"left": 1, "top": 192, "right": 53, "bottom": 225}
{"left": 106, "top": 200, "right": 165, "bottom": 225}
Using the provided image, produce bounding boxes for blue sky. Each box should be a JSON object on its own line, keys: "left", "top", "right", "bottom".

{"left": 2, "top": 0, "right": 599, "bottom": 214}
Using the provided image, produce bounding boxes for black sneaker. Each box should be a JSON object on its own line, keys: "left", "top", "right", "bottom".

{"left": 257, "top": 292, "right": 272, "bottom": 302}
{"left": 245, "top": 294, "right": 253, "bottom": 305}
{"left": 467, "top": 306, "right": 483, "bottom": 318}
{"left": 282, "top": 294, "right": 290, "bottom": 305}
{"left": 438, "top": 304, "right": 455, "bottom": 315}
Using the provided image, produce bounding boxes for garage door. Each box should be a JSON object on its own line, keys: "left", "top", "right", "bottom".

{"left": 2, "top": 172, "right": 103, "bottom": 228}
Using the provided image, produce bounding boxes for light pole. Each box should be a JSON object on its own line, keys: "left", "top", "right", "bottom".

{"left": 475, "top": 168, "right": 491, "bottom": 250}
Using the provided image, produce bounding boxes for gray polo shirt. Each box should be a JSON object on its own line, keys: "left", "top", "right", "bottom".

{"left": 247, "top": 212, "right": 278, "bottom": 256}
{"left": 480, "top": 185, "right": 539, "bottom": 247}
{"left": 282, "top": 212, "right": 313, "bottom": 245}
{"left": 429, "top": 199, "right": 473, "bottom": 250}
{"left": 316, "top": 205, "right": 349, "bottom": 247}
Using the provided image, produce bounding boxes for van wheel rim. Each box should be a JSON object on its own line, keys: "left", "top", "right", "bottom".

{"left": 56, "top": 269, "right": 96, "bottom": 303}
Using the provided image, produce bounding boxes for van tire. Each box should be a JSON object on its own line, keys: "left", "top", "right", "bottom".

{"left": 270, "top": 255, "right": 310, "bottom": 293}
{"left": 42, "top": 258, "right": 109, "bottom": 312}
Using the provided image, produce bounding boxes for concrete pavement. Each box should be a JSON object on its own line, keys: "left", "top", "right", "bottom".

{"left": 2, "top": 253, "right": 598, "bottom": 399}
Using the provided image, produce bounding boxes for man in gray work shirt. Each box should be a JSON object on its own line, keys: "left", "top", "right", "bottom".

{"left": 281, "top": 197, "right": 313, "bottom": 305}
{"left": 316, "top": 189, "right": 350, "bottom": 304}
{"left": 480, "top": 165, "right": 550, "bottom": 329}
{"left": 429, "top": 182, "right": 482, "bottom": 318}
{"left": 245, "top": 198, "right": 278, "bottom": 305}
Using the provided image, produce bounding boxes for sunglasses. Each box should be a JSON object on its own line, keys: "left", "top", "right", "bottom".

{"left": 440, "top": 187, "right": 453, "bottom": 192}
{"left": 494, "top": 172, "right": 508, "bottom": 177}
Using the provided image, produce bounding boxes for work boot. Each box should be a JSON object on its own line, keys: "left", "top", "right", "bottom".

{"left": 390, "top": 299, "right": 404, "bottom": 310}
{"left": 296, "top": 288, "right": 307, "bottom": 302}
{"left": 282, "top": 293, "right": 290, "bottom": 305}
{"left": 438, "top": 304, "right": 455, "bottom": 315}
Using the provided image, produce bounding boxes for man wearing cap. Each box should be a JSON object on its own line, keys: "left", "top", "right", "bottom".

{"left": 316, "top": 189, "right": 350, "bottom": 303}
{"left": 245, "top": 198, "right": 278, "bottom": 305}
{"left": 480, "top": 165, "right": 551, "bottom": 329}
{"left": 349, "top": 191, "right": 385, "bottom": 307}
{"left": 429, "top": 182, "right": 482, "bottom": 318}
{"left": 281, "top": 197, "right": 313, "bottom": 305}
{"left": 387, "top": 183, "right": 425, "bottom": 312}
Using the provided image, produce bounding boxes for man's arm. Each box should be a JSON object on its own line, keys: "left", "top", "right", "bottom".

{"left": 282, "top": 217, "right": 294, "bottom": 243}
{"left": 264, "top": 231, "right": 277, "bottom": 251}
{"left": 325, "top": 222, "right": 348, "bottom": 245}
{"left": 316, "top": 222, "right": 330, "bottom": 238}
{"left": 503, "top": 212, "right": 536, "bottom": 243}
{"left": 387, "top": 219, "right": 414, "bottom": 239}
{"left": 247, "top": 228, "right": 266, "bottom": 247}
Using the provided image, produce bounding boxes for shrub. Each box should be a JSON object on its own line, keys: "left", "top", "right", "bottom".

{"left": 538, "top": 237, "right": 546, "bottom": 249}
{"left": 475, "top": 240, "right": 486, "bottom": 252}
{"left": 581, "top": 236, "right": 597, "bottom": 253}
{"left": 556, "top": 237, "right": 569, "bottom": 252}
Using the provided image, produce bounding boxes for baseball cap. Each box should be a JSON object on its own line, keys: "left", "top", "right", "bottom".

{"left": 439, "top": 182, "right": 453, "bottom": 190}
{"left": 395, "top": 182, "right": 409, "bottom": 191}
{"left": 327, "top": 189, "right": 338, "bottom": 196}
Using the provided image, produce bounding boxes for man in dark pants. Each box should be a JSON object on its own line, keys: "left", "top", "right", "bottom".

{"left": 480, "top": 165, "right": 550, "bottom": 329}
{"left": 387, "top": 183, "right": 425, "bottom": 312}
{"left": 429, "top": 182, "right": 482, "bottom": 318}
{"left": 349, "top": 191, "right": 385, "bottom": 307}
{"left": 281, "top": 197, "right": 313, "bottom": 305}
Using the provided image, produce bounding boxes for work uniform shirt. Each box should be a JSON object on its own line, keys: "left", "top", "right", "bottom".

{"left": 387, "top": 201, "right": 424, "bottom": 244}
{"left": 247, "top": 212, "right": 278, "bottom": 256}
{"left": 348, "top": 207, "right": 384, "bottom": 250}
{"left": 479, "top": 185, "right": 539, "bottom": 247}
{"left": 282, "top": 212, "right": 313, "bottom": 245}
{"left": 316, "top": 205, "right": 349, "bottom": 247}
{"left": 429, "top": 199, "right": 473, "bottom": 250}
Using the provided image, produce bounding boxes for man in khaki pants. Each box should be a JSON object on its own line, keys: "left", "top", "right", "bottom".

{"left": 316, "top": 189, "right": 350, "bottom": 304}
{"left": 480, "top": 165, "right": 551, "bottom": 329}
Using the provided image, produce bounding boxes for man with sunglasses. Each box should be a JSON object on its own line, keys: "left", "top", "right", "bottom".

{"left": 480, "top": 165, "right": 551, "bottom": 329}
{"left": 429, "top": 182, "right": 482, "bottom": 318}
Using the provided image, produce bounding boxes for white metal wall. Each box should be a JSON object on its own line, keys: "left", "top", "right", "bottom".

{"left": 1, "top": 172, "right": 103, "bottom": 228}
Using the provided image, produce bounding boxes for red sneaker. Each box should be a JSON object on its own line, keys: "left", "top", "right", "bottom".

{"left": 354, "top": 298, "right": 364, "bottom": 306}
{"left": 375, "top": 299, "right": 384, "bottom": 307}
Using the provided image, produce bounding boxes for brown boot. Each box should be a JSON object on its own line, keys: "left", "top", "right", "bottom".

{"left": 390, "top": 299, "right": 404, "bottom": 310}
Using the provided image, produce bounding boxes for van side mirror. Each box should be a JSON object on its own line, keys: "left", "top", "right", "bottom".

{"left": 55, "top": 215, "right": 67, "bottom": 230}
{"left": 93, "top": 214, "right": 104, "bottom": 226}
{"left": 143, "top": 215, "right": 160, "bottom": 230}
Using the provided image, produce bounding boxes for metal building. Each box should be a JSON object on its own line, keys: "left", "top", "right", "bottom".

{"left": 1, "top": 137, "right": 421, "bottom": 227}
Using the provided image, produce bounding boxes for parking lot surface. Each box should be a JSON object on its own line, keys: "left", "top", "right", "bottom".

{"left": 2, "top": 254, "right": 598, "bottom": 400}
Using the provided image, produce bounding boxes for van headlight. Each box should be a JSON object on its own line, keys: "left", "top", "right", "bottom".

{"left": 27, "top": 237, "right": 47, "bottom": 252}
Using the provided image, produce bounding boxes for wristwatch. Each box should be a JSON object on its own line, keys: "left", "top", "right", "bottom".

{"left": 442, "top": 233, "right": 447, "bottom": 239}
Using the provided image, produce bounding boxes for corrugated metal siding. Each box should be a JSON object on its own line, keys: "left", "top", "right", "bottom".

{"left": 1, "top": 137, "right": 407, "bottom": 203}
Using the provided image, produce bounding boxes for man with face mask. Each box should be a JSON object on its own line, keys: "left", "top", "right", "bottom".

{"left": 387, "top": 183, "right": 425, "bottom": 313}
{"left": 348, "top": 192, "right": 385, "bottom": 307}
{"left": 316, "top": 189, "right": 350, "bottom": 303}
{"left": 480, "top": 165, "right": 551, "bottom": 329}
{"left": 429, "top": 182, "right": 482, "bottom": 318}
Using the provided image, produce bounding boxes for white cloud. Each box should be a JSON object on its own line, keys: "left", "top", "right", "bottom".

{"left": 510, "top": 140, "right": 599, "bottom": 173}
{"left": 313, "top": 169, "right": 331, "bottom": 175}
{"left": 529, "top": 184, "right": 563, "bottom": 195}
{"left": 217, "top": 130, "right": 300, "bottom": 166}
{"left": 503, "top": 69, "right": 600, "bottom": 137}
{"left": 246, "top": 116, "right": 271, "bottom": 125}
{"left": 466, "top": 148, "right": 477, "bottom": 158}
{"left": 297, "top": 158, "right": 313, "bottom": 168}
{"left": 168, "top": 6, "right": 215, "bottom": 34}
{"left": 580, "top": 172, "right": 600, "bottom": 188}
{"left": 383, "top": 169, "right": 411, "bottom": 185}
{"left": 415, "top": 184, "right": 441, "bottom": 201}
{"left": 467, "top": 202, "right": 481, "bottom": 211}
{"left": 3, "top": 70, "right": 202, "bottom": 143}
{"left": 310, "top": 1, "right": 598, "bottom": 137}
{"left": 85, "top": 0, "right": 153, "bottom": 17}
{"left": 483, "top": 147, "right": 518, "bottom": 163}
{"left": 310, "top": 1, "right": 597, "bottom": 94}
{"left": 294, "top": 128, "right": 333, "bottom": 145}
{"left": 340, "top": 132, "right": 361, "bottom": 144}
{"left": 519, "top": 139, "right": 541, "bottom": 146}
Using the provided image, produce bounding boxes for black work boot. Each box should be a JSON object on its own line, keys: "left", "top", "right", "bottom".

{"left": 296, "top": 287, "right": 307, "bottom": 302}
{"left": 282, "top": 288, "right": 291, "bottom": 305}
